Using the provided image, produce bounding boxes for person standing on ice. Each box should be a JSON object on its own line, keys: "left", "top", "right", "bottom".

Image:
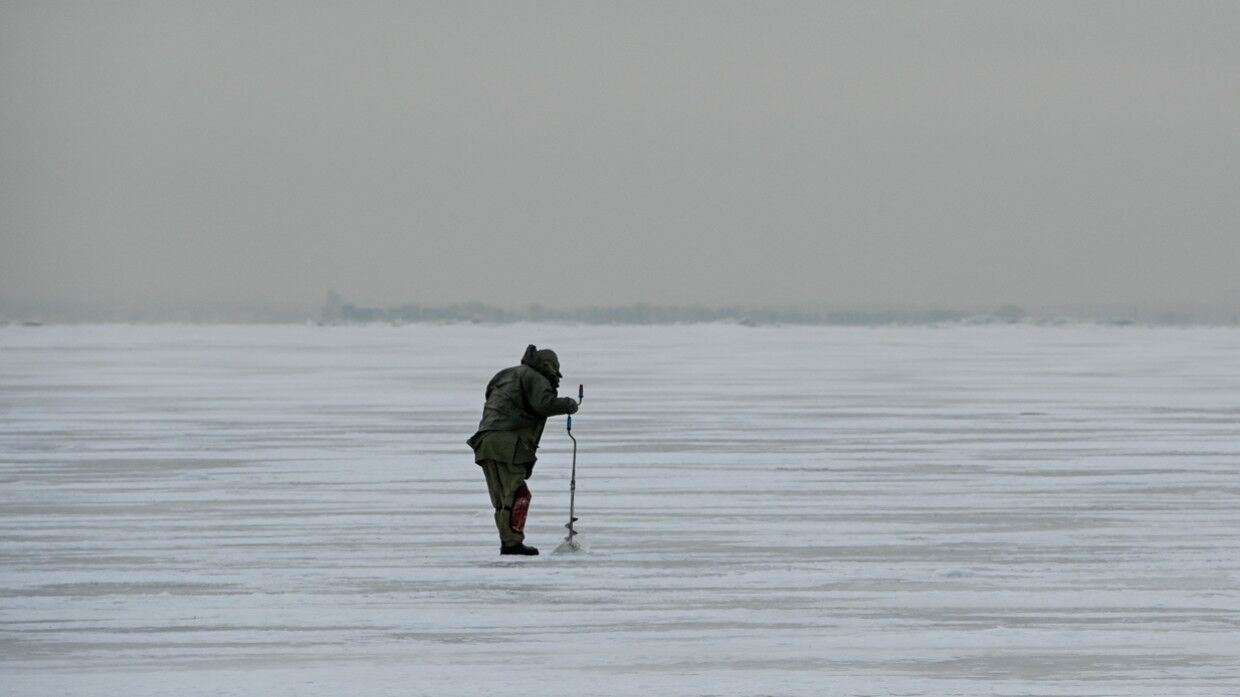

{"left": 468, "top": 344, "right": 578, "bottom": 556}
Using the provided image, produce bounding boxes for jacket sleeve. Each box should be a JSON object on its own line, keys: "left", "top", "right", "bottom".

{"left": 522, "top": 370, "right": 574, "bottom": 417}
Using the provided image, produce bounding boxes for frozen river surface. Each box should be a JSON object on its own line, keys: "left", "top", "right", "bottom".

{"left": 2, "top": 323, "right": 1239, "bottom": 696}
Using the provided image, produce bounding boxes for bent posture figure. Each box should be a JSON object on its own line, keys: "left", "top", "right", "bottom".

{"left": 468, "top": 345, "right": 578, "bottom": 555}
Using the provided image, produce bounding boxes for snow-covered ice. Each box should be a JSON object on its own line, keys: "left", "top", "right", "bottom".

{"left": 2, "top": 323, "right": 1238, "bottom": 696}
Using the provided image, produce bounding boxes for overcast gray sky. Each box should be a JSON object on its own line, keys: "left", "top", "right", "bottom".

{"left": 2, "top": 1, "right": 1238, "bottom": 314}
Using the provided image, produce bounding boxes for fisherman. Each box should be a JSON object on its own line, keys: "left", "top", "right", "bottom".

{"left": 468, "top": 345, "right": 578, "bottom": 555}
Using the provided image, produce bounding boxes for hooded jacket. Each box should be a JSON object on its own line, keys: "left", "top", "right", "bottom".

{"left": 467, "top": 345, "right": 575, "bottom": 466}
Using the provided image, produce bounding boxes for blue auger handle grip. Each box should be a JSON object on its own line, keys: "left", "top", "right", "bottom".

{"left": 566, "top": 415, "right": 572, "bottom": 431}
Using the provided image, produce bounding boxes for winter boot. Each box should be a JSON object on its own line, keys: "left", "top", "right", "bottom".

{"left": 500, "top": 543, "right": 539, "bottom": 556}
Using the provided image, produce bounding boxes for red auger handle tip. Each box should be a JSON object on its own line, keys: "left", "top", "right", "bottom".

{"left": 578, "top": 384, "right": 584, "bottom": 400}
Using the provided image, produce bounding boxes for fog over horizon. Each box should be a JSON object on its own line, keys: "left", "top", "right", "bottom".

{"left": 2, "top": 2, "right": 1239, "bottom": 319}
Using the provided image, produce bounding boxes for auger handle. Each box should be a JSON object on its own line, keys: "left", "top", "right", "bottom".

{"left": 567, "top": 384, "right": 584, "bottom": 432}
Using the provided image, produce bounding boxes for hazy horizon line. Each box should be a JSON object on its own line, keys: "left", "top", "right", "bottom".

{"left": 3, "top": 296, "right": 1237, "bottom": 326}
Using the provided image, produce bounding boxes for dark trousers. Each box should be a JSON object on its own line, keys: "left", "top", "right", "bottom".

{"left": 479, "top": 459, "right": 528, "bottom": 547}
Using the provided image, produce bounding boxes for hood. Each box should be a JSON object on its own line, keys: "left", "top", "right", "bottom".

{"left": 521, "top": 344, "right": 562, "bottom": 384}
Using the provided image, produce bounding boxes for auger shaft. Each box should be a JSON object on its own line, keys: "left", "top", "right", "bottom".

{"left": 563, "top": 384, "right": 583, "bottom": 546}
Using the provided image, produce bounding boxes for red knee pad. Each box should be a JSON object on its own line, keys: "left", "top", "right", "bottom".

{"left": 510, "top": 485, "right": 531, "bottom": 532}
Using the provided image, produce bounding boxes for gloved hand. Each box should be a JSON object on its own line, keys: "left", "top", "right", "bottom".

{"left": 564, "top": 398, "right": 579, "bottom": 415}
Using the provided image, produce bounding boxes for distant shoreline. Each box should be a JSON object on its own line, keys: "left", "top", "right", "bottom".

{"left": 2, "top": 300, "right": 1240, "bottom": 327}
